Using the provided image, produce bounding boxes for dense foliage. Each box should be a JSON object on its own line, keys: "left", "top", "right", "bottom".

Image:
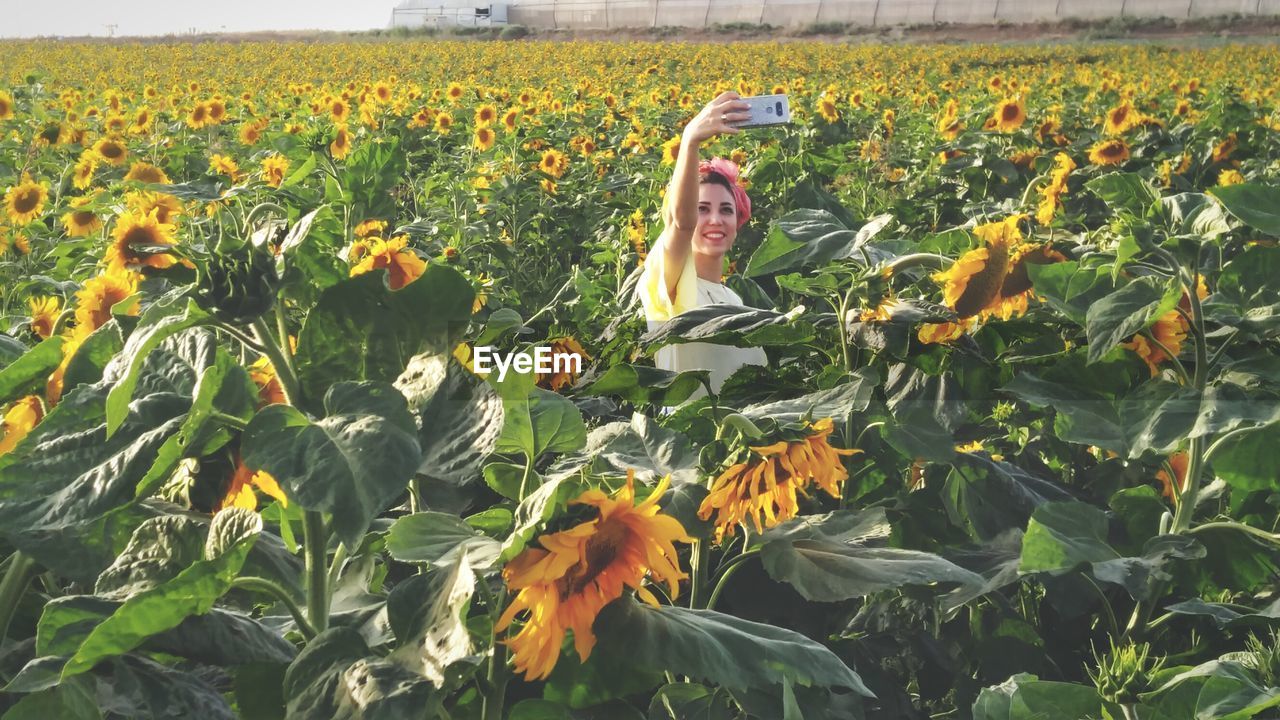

{"left": 0, "top": 38, "right": 1279, "bottom": 719}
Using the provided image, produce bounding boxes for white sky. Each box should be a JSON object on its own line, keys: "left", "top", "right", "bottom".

{"left": 2, "top": 1, "right": 397, "bottom": 39}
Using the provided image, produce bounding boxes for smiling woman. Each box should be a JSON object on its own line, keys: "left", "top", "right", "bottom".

{"left": 636, "top": 91, "right": 767, "bottom": 396}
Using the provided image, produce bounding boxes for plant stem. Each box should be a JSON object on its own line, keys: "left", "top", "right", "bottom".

{"left": 480, "top": 583, "right": 509, "bottom": 720}
{"left": 303, "top": 511, "right": 330, "bottom": 635}
{"left": 1188, "top": 520, "right": 1280, "bottom": 547}
{"left": 251, "top": 317, "right": 304, "bottom": 407}
{"left": 1172, "top": 267, "right": 1210, "bottom": 534}
{"left": 232, "top": 576, "right": 316, "bottom": 639}
{"left": 706, "top": 549, "right": 759, "bottom": 611}
{"left": 210, "top": 411, "right": 248, "bottom": 431}
{"left": 0, "top": 552, "right": 35, "bottom": 641}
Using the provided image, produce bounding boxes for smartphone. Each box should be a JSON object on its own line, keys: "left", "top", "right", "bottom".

{"left": 735, "top": 94, "right": 791, "bottom": 128}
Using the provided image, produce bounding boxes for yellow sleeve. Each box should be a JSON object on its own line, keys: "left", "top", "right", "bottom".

{"left": 638, "top": 229, "right": 699, "bottom": 323}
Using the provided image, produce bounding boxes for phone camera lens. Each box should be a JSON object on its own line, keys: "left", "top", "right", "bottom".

{"left": 775, "top": 101, "right": 783, "bottom": 115}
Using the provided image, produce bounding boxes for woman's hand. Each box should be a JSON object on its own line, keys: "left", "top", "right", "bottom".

{"left": 681, "top": 92, "right": 751, "bottom": 147}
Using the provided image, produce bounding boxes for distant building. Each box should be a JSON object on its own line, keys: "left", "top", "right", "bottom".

{"left": 390, "top": 0, "right": 509, "bottom": 28}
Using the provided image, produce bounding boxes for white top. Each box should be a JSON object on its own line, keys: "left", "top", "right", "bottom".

{"left": 637, "top": 234, "right": 768, "bottom": 397}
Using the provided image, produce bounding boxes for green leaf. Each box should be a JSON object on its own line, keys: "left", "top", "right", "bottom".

{"left": 1, "top": 681, "right": 100, "bottom": 720}
{"left": 1161, "top": 193, "right": 1232, "bottom": 239}
{"left": 105, "top": 297, "right": 210, "bottom": 437}
{"left": 1208, "top": 183, "right": 1280, "bottom": 235}
{"left": 760, "top": 511, "right": 982, "bottom": 602}
{"left": 500, "top": 474, "right": 586, "bottom": 562}
{"left": 242, "top": 381, "right": 422, "bottom": 550}
{"left": 385, "top": 555, "right": 476, "bottom": 686}
{"left": 295, "top": 267, "right": 474, "bottom": 400}
{"left": 1145, "top": 659, "right": 1280, "bottom": 719}
{"left": 593, "top": 597, "right": 874, "bottom": 697}
{"left": 1085, "top": 276, "right": 1180, "bottom": 364}
{"left": 1018, "top": 500, "right": 1203, "bottom": 600}
{"left": 584, "top": 363, "right": 708, "bottom": 407}
{"left": 493, "top": 371, "right": 587, "bottom": 461}
{"left": 739, "top": 369, "right": 876, "bottom": 424}
{"left": 745, "top": 209, "right": 894, "bottom": 277}
{"left": 61, "top": 321, "right": 125, "bottom": 393}
{"left": 54, "top": 507, "right": 262, "bottom": 678}
{"left": 0, "top": 335, "right": 62, "bottom": 404}
{"left": 972, "top": 673, "right": 1109, "bottom": 720}
{"left": 385, "top": 511, "right": 500, "bottom": 570}
{"left": 1027, "top": 261, "right": 1120, "bottom": 326}
{"left": 393, "top": 351, "right": 503, "bottom": 484}
{"left": 944, "top": 454, "right": 1073, "bottom": 542}
{"left": 94, "top": 515, "right": 206, "bottom": 599}
{"left": 283, "top": 627, "right": 441, "bottom": 719}
{"left": 1213, "top": 424, "right": 1280, "bottom": 492}
{"left": 640, "top": 304, "right": 812, "bottom": 348}
{"left": 1086, "top": 172, "right": 1159, "bottom": 216}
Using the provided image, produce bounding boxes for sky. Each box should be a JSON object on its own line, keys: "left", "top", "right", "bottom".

{"left": 2, "top": 1, "right": 397, "bottom": 39}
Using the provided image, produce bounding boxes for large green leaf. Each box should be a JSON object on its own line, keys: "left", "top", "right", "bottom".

{"left": 583, "top": 363, "right": 708, "bottom": 407}
{"left": 1084, "top": 276, "right": 1180, "bottom": 364}
{"left": 944, "top": 454, "right": 1074, "bottom": 542}
{"left": 385, "top": 511, "right": 500, "bottom": 570}
{"left": 93, "top": 515, "right": 207, "bottom": 599}
{"left": 1018, "top": 500, "right": 1204, "bottom": 600}
{"left": 739, "top": 369, "right": 876, "bottom": 424}
{"left": 0, "top": 335, "right": 62, "bottom": 404}
{"left": 105, "top": 296, "right": 210, "bottom": 436}
{"left": 971, "top": 673, "right": 1111, "bottom": 720}
{"left": 760, "top": 510, "right": 982, "bottom": 602}
{"left": 1144, "top": 659, "right": 1280, "bottom": 719}
{"left": 493, "top": 370, "right": 586, "bottom": 462}
{"left": 385, "top": 554, "right": 476, "bottom": 686}
{"left": 1086, "top": 172, "right": 1159, "bottom": 216}
{"left": 1209, "top": 183, "right": 1280, "bottom": 235}
{"left": 283, "top": 627, "right": 441, "bottom": 720}
{"left": 48, "top": 507, "right": 262, "bottom": 678}
{"left": 745, "top": 209, "right": 894, "bottom": 277}
{"left": 295, "top": 267, "right": 474, "bottom": 401}
{"left": 392, "top": 351, "right": 503, "bottom": 484}
{"left": 592, "top": 597, "right": 873, "bottom": 698}
{"left": 1212, "top": 423, "right": 1280, "bottom": 492}
{"left": 242, "top": 381, "right": 422, "bottom": 549}
{"left": 639, "top": 304, "right": 813, "bottom": 348}
{"left": 1211, "top": 244, "right": 1280, "bottom": 336}
{"left": 1161, "top": 193, "right": 1232, "bottom": 239}
{"left": 1027, "top": 261, "right": 1120, "bottom": 326}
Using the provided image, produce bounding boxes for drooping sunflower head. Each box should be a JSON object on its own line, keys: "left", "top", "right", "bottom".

{"left": 106, "top": 208, "right": 179, "bottom": 272}
{"left": 261, "top": 154, "right": 290, "bottom": 188}
{"left": 990, "top": 244, "right": 1067, "bottom": 320}
{"left": 535, "top": 337, "right": 590, "bottom": 392}
{"left": 217, "top": 458, "right": 287, "bottom": 512}
{"left": 932, "top": 218, "right": 1020, "bottom": 319}
{"left": 4, "top": 175, "right": 49, "bottom": 226}
{"left": 209, "top": 153, "right": 240, "bottom": 178}
{"left": 73, "top": 267, "right": 141, "bottom": 333}
{"left": 124, "top": 161, "right": 171, "bottom": 185}
{"left": 498, "top": 472, "right": 691, "bottom": 681}
{"left": 349, "top": 235, "right": 425, "bottom": 290}
{"left": 698, "top": 418, "right": 861, "bottom": 541}
{"left": 1088, "top": 139, "right": 1131, "bottom": 166}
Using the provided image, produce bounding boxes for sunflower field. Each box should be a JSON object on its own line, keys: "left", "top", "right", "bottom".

{"left": 1, "top": 36, "right": 1280, "bottom": 719}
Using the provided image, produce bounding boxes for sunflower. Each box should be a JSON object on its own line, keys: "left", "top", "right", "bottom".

{"left": 261, "top": 154, "right": 290, "bottom": 188}
{"left": 539, "top": 148, "right": 569, "bottom": 178}
{"left": 72, "top": 267, "right": 140, "bottom": 332}
{"left": 186, "top": 102, "right": 212, "bottom": 130}
{"left": 446, "top": 82, "right": 465, "bottom": 103}
{"left": 932, "top": 217, "right": 1018, "bottom": 319}
{"left": 126, "top": 190, "right": 184, "bottom": 225}
{"left": 1088, "top": 139, "right": 1130, "bottom": 166}
{"left": 73, "top": 152, "right": 99, "bottom": 190}
{"left": 1211, "top": 133, "right": 1237, "bottom": 163}
{"left": 105, "top": 209, "right": 179, "bottom": 271}
{"left": 698, "top": 418, "right": 860, "bottom": 541}
{"left": 990, "top": 97, "right": 1026, "bottom": 133}
{"left": 501, "top": 107, "right": 520, "bottom": 132}
{"left": 124, "top": 161, "right": 170, "bottom": 185}
{"left": 817, "top": 93, "right": 839, "bottom": 123}
{"left": 0, "top": 91, "right": 14, "bottom": 121}
{"left": 1217, "top": 169, "right": 1245, "bottom": 186}
{"left": 540, "top": 178, "right": 557, "bottom": 196}
{"left": 92, "top": 137, "right": 128, "bottom": 166}
{"left": 989, "top": 244, "right": 1067, "bottom": 320}
{"left": 29, "top": 296, "right": 61, "bottom": 339}
{"left": 936, "top": 98, "right": 962, "bottom": 139}
{"left": 329, "top": 97, "right": 350, "bottom": 123}
{"left": 349, "top": 235, "right": 425, "bottom": 290}
{"left": 1035, "top": 152, "right": 1077, "bottom": 225}
{"left": 61, "top": 201, "right": 102, "bottom": 238}
{"left": 497, "top": 471, "right": 692, "bottom": 681}
{"left": 5, "top": 175, "right": 49, "bottom": 225}
{"left": 0, "top": 396, "right": 44, "bottom": 457}
{"left": 248, "top": 355, "right": 286, "bottom": 407}
{"left": 218, "top": 459, "right": 287, "bottom": 512}
{"left": 353, "top": 218, "right": 387, "bottom": 238}
{"left": 206, "top": 99, "right": 227, "bottom": 124}
{"left": 917, "top": 318, "right": 974, "bottom": 345}
{"left": 1155, "top": 451, "right": 1189, "bottom": 501}
{"left": 330, "top": 125, "right": 352, "bottom": 159}
{"left": 535, "top": 337, "right": 589, "bottom": 391}
{"left": 473, "top": 126, "right": 496, "bottom": 152}
{"left": 433, "top": 112, "right": 453, "bottom": 135}
{"left": 1103, "top": 101, "right": 1139, "bottom": 135}
{"left": 209, "top": 153, "right": 240, "bottom": 179}
{"left": 1122, "top": 310, "right": 1187, "bottom": 377}
{"left": 130, "top": 107, "right": 153, "bottom": 134}
{"left": 474, "top": 103, "right": 497, "bottom": 127}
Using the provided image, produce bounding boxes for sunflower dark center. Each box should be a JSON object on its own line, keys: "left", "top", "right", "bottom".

{"left": 1002, "top": 104, "right": 1020, "bottom": 121}
{"left": 13, "top": 189, "right": 40, "bottom": 213}
{"left": 557, "top": 519, "right": 627, "bottom": 598}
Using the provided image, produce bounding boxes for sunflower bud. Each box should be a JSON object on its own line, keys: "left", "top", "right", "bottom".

{"left": 1088, "top": 640, "right": 1164, "bottom": 705}
{"left": 195, "top": 242, "right": 279, "bottom": 325}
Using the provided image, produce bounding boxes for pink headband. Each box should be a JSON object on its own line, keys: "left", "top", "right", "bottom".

{"left": 699, "top": 157, "right": 751, "bottom": 230}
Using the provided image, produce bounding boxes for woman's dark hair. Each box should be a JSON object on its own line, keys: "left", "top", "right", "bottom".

{"left": 699, "top": 171, "right": 734, "bottom": 194}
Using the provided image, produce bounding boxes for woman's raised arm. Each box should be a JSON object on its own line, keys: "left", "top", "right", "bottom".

{"left": 659, "top": 91, "right": 750, "bottom": 301}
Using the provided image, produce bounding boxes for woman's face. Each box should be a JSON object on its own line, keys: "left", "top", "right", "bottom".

{"left": 691, "top": 182, "right": 738, "bottom": 258}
